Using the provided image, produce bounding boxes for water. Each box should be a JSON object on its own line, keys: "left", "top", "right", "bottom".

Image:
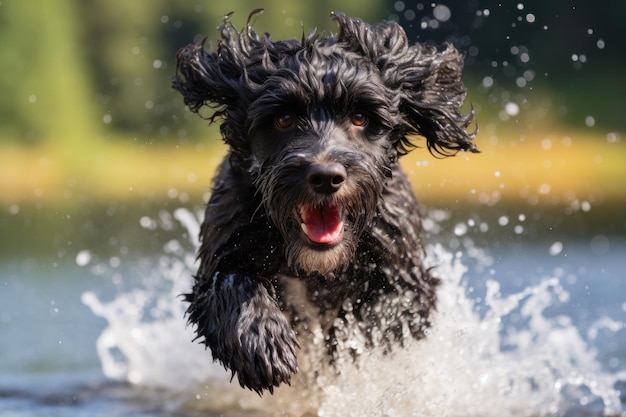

{"left": 2, "top": 206, "right": 624, "bottom": 417}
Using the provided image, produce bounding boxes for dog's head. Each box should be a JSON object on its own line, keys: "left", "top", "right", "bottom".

{"left": 173, "top": 11, "right": 477, "bottom": 276}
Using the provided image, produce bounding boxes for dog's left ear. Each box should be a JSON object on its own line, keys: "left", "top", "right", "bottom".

{"left": 332, "top": 13, "right": 478, "bottom": 156}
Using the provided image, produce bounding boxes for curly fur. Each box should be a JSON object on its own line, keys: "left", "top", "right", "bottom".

{"left": 173, "top": 10, "right": 477, "bottom": 395}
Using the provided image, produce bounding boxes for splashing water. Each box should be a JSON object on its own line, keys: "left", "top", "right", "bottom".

{"left": 82, "top": 209, "right": 222, "bottom": 393}
{"left": 82, "top": 208, "right": 625, "bottom": 416}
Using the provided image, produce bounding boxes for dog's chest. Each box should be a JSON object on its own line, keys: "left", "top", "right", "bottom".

{"left": 274, "top": 266, "right": 376, "bottom": 340}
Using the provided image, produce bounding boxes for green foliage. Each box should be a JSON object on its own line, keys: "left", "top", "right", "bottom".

{"left": 0, "top": 0, "right": 384, "bottom": 146}
{"left": 0, "top": 1, "right": 623, "bottom": 146}
{"left": 0, "top": 0, "right": 98, "bottom": 144}
{"left": 76, "top": 0, "right": 385, "bottom": 141}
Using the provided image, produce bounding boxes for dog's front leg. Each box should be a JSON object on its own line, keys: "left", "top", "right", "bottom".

{"left": 187, "top": 271, "right": 299, "bottom": 394}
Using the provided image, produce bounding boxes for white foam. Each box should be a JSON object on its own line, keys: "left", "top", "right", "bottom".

{"left": 82, "top": 208, "right": 625, "bottom": 416}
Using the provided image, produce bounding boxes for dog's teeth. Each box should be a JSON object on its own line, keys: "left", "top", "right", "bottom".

{"left": 300, "top": 222, "right": 310, "bottom": 236}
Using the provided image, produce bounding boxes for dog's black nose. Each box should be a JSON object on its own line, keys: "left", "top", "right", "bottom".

{"left": 307, "top": 163, "right": 347, "bottom": 194}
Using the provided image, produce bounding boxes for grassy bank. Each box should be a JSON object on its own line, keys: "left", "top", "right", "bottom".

{"left": 1, "top": 128, "right": 624, "bottom": 209}
{"left": 1, "top": 128, "right": 624, "bottom": 260}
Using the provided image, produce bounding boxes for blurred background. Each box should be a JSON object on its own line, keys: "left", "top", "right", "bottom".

{"left": 0, "top": 1, "right": 625, "bottom": 415}
{"left": 0, "top": 0, "right": 624, "bottom": 261}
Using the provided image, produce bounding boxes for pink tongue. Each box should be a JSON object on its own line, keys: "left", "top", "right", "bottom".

{"left": 302, "top": 204, "right": 343, "bottom": 244}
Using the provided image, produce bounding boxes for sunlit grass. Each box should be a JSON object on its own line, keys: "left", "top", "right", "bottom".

{"left": 0, "top": 139, "right": 224, "bottom": 204}
{"left": 404, "top": 128, "right": 626, "bottom": 208}
{"left": 1, "top": 128, "right": 624, "bottom": 210}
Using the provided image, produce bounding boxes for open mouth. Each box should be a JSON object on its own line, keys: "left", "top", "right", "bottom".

{"left": 299, "top": 203, "right": 344, "bottom": 245}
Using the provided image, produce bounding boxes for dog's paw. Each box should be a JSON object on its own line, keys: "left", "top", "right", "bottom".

{"left": 235, "top": 301, "right": 300, "bottom": 394}
{"left": 189, "top": 272, "right": 299, "bottom": 394}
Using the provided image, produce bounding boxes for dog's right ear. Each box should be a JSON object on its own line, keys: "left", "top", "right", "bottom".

{"left": 173, "top": 11, "right": 272, "bottom": 163}
{"left": 173, "top": 10, "right": 271, "bottom": 120}
{"left": 173, "top": 42, "right": 237, "bottom": 118}
{"left": 172, "top": 17, "right": 248, "bottom": 122}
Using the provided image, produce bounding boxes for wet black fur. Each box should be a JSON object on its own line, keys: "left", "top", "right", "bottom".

{"left": 173, "top": 11, "right": 477, "bottom": 394}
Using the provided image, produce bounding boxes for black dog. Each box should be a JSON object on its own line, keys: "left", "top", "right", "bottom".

{"left": 173, "top": 10, "right": 477, "bottom": 394}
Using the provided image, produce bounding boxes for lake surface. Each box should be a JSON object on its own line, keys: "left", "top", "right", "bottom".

{"left": 1, "top": 203, "right": 625, "bottom": 416}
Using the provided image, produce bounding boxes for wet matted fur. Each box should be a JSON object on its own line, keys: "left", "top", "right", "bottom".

{"left": 172, "top": 10, "right": 477, "bottom": 394}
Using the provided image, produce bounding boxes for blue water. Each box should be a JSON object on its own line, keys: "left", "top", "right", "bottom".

{"left": 1, "top": 207, "right": 625, "bottom": 416}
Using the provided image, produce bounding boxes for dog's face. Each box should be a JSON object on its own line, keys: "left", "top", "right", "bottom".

{"left": 248, "top": 53, "right": 399, "bottom": 275}
{"left": 173, "top": 12, "right": 477, "bottom": 276}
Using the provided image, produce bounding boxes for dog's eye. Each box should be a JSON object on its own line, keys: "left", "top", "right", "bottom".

{"left": 275, "top": 113, "right": 295, "bottom": 129}
{"left": 351, "top": 113, "right": 368, "bottom": 127}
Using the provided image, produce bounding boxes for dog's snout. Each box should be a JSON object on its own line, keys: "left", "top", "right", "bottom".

{"left": 307, "top": 163, "right": 347, "bottom": 194}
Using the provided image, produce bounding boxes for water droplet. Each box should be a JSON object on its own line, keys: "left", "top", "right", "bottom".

{"left": 590, "top": 235, "right": 610, "bottom": 255}
{"left": 433, "top": 4, "right": 451, "bottom": 22}
{"left": 453, "top": 222, "right": 468, "bottom": 236}
{"left": 504, "top": 102, "right": 520, "bottom": 116}
{"left": 139, "top": 216, "right": 157, "bottom": 230}
{"left": 549, "top": 241, "right": 563, "bottom": 256}
{"left": 606, "top": 132, "right": 620, "bottom": 143}
{"left": 167, "top": 188, "right": 178, "bottom": 199}
{"left": 538, "top": 183, "right": 551, "bottom": 195}
{"left": 109, "top": 257, "right": 121, "bottom": 268}
{"left": 76, "top": 250, "right": 92, "bottom": 266}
